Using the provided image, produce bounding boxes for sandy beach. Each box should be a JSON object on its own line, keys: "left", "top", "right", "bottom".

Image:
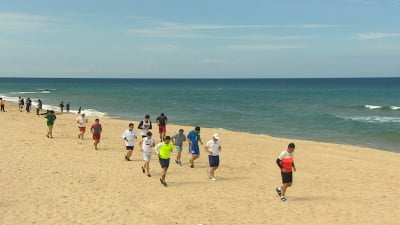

{"left": 1, "top": 102, "right": 399, "bottom": 225}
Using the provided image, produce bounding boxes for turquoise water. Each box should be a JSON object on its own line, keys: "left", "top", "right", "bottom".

{"left": 1, "top": 78, "right": 399, "bottom": 152}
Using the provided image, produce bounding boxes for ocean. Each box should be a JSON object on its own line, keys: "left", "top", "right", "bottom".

{"left": 0, "top": 77, "right": 399, "bottom": 152}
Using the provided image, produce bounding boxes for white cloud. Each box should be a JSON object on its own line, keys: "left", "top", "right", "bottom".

{"left": 223, "top": 44, "right": 305, "bottom": 51}
{"left": 0, "top": 12, "right": 53, "bottom": 31}
{"left": 352, "top": 32, "right": 400, "bottom": 40}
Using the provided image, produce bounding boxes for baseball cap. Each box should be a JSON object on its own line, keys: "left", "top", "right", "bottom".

{"left": 213, "top": 133, "right": 220, "bottom": 140}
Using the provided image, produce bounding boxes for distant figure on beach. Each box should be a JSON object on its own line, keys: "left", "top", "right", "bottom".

{"left": 205, "top": 133, "right": 222, "bottom": 181}
{"left": 156, "top": 113, "right": 168, "bottom": 142}
{"left": 18, "top": 97, "right": 24, "bottom": 112}
{"left": 138, "top": 114, "right": 152, "bottom": 139}
{"left": 122, "top": 123, "right": 138, "bottom": 161}
{"left": 77, "top": 113, "right": 89, "bottom": 139}
{"left": 25, "top": 98, "right": 32, "bottom": 112}
{"left": 59, "top": 101, "right": 64, "bottom": 113}
{"left": 172, "top": 129, "right": 186, "bottom": 166}
{"left": 37, "top": 99, "right": 43, "bottom": 112}
{"left": 77, "top": 106, "right": 82, "bottom": 114}
{"left": 275, "top": 142, "right": 296, "bottom": 202}
{"left": 66, "top": 102, "right": 70, "bottom": 113}
{"left": 44, "top": 110, "right": 56, "bottom": 138}
{"left": 155, "top": 136, "right": 174, "bottom": 187}
{"left": 90, "top": 119, "right": 102, "bottom": 150}
{"left": 0, "top": 98, "right": 5, "bottom": 112}
{"left": 187, "top": 126, "right": 203, "bottom": 168}
{"left": 140, "top": 131, "right": 155, "bottom": 177}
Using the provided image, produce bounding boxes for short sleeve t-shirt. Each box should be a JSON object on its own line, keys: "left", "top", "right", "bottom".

{"left": 278, "top": 151, "right": 294, "bottom": 172}
{"left": 173, "top": 133, "right": 186, "bottom": 146}
{"left": 187, "top": 130, "right": 200, "bottom": 146}
{"left": 77, "top": 116, "right": 88, "bottom": 127}
{"left": 206, "top": 140, "right": 221, "bottom": 156}
{"left": 91, "top": 124, "right": 102, "bottom": 134}
{"left": 45, "top": 114, "right": 56, "bottom": 126}
{"left": 122, "top": 129, "right": 137, "bottom": 146}
{"left": 155, "top": 142, "right": 174, "bottom": 159}
{"left": 142, "top": 137, "right": 155, "bottom": 152}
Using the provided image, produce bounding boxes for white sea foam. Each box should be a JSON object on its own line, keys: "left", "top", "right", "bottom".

{"left": 390, "top": 106, "right": 400, "bottom": 110}
{"left": 346, "top": 116, "right": 400, "bottom": 123}
{"left": 364, "top": 105, "right": 382, "bottom": 109}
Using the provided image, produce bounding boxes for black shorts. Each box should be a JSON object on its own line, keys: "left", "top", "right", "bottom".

{"left": 281, "top": 172, "right": 293, "bottom": 183}
{"left": 159, "top": 158, "right": 170, "bottom": 168}
{"left": 126, "top": 146, "right": 134, "bottom": 150}
{"left": 208, "top": 155, "right": 220, "bottom": 167}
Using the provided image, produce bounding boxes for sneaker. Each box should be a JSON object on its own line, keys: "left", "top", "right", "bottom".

{"left": 178, "top": 161, "right": 182, "bottom": 166}
{"left": 175, "top": 160, "right": 179, "bottom": 164}
{"left": 141, "top": 166, "right": 145, "bottom": 173}
{"left": 280, "top": 196, "right": 288, "bottom": 202}
{"left": 211, "top": 177, "right": 217, "bottom": 181}
{"left": 276, "top": 187, "right": 282, "bottom": 197}
{"left": 190, "top": 164, "right": 194, "bottom": 168}
{"left": 147, "top": 174, "right": 151, "bottom": 177}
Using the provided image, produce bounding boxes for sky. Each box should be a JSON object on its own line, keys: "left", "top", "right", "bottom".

{"left": 0, "top": 0, "right": 399, "bottom": 78}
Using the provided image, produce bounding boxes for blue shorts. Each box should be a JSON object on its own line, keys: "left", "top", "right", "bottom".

{"left": 281, "top": 172, "right": 293, "bottom": 183}
{"left": 159, "top": 158, "right": 170, "bottom": 168}
{"left": 189, "top": 145, "right": 200, "bottom": 155}
{"left": 208, "top": 155, "right": 220, "bottom": 167}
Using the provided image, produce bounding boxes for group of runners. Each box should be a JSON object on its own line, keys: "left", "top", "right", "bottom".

{"left": 44, "top": 110, "right": 296, "bottom": 200}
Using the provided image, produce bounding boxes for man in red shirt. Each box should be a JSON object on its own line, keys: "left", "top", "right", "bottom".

{"left": 275, "top": 143, "right": 296, "bottom": 202}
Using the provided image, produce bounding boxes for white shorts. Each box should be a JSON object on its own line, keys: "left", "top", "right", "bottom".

{"left": 142, "top": 151, "right": 152, "bottom": 162}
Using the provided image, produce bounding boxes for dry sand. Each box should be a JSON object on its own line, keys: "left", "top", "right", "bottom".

{"left": 1, "top": 102, "right": 399, "bottom": 225}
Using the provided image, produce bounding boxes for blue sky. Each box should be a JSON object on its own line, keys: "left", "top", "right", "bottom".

{"left": 0, "top": 0, "right": 399, "bottom": 78}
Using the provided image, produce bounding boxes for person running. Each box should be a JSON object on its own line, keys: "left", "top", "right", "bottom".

{"left": 76, "top": 113, "right": 89, "bottom": 139}
{"left": 205, "top": 133, "right": 222, "bottom": 181}
{"left": 156, "top": 113, "right": 168, "bottom": 142}
{"left": 90, "top": 119, "right": 102, "bottom": 150}
{"left": 187, "top": 126, "right": 203, "bottom": 168}
{"left": 0, "top": 98, "right": 5, "bottom": 112}
{"left": 140, "top": 131, "right": 155, "bottom": 177}
{"left": 155, "top": 136, "right": 174, "bottom": 187}
{"left": 44, "top": 110, "right": 56, "bottom": 138}
{"left": 122, "top": 123, "right": 138, "bottom": 161}
{"left": 138, "top": 114, "right": 152, "bottom": 139}
{"left": 276, "top": 142, "right": 297, "bottom": 202}
{"left": 172, "top": 129, "right": 186, "bottom": 166}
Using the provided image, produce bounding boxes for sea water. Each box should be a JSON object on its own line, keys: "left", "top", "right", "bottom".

{"left": 0, "top": 77, "right": 399, "bottom": 152}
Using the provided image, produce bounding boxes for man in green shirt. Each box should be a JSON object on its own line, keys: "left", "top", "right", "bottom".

{"left": 155, "top": 136, "right": 174, "bottom": 187}
{"left": 44, "top": 110, "right": 56, "bottom": 138}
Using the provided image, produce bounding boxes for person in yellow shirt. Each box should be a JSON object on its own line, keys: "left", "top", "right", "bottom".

{"left": 0, "top": 98, "right": 5, "bottom": 112}
{"left": 155, "top": 136, "right": 174, "bottom": 187}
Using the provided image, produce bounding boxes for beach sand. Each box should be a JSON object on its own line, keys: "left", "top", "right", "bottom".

{"left": 1, "top": 103, "right": 399, "bottom": 225}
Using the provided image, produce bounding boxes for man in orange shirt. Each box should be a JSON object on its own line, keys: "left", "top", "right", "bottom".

{"left": 275, "top": 142, "right": 296, "bottom": 202}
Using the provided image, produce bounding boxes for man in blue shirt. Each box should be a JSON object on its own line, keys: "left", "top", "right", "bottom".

{"left": 187, "top": 126, "right": 203, "bottom": 168}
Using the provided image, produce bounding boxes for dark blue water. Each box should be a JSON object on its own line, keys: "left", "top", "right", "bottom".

{"left": 1, "top": 77, "right": 399, "bottom": 152}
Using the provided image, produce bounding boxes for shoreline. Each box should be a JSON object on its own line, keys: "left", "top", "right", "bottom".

{"left": 2, "top": 100, "right": 396, "bottom": 154}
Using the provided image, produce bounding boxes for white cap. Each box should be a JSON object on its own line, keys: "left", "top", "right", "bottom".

{"left": 213, "top": 133, "right": 220, "bottom": 140}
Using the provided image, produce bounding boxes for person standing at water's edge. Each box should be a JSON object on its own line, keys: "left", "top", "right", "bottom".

{"left": 77, "top": 113, "right": 89, "bottom": 139}
{"left": 205, "top": 133, "right": 222, "bottom": 181}
{"left": 0, "top": 98, "right": 5, "bottom": 112}
{"left": 122, "top": 123, "right": 138, "bottom": 161}
{"left": 44, "top": 110, "right": 56, "bottom": 138}
{"left": 156, "top": 113, "right": 168, "bottom": 142}
{"left": 187, "top": 126, "right": 203, "bottom": 168}
{"left": 90, "top": 119, "right": 102, "bottom": 150}
{"left": 155, "top": 136, "right": 174, "bottom": 187}
{"left": 276, "top": 142, "right": 296, "bottom": 202}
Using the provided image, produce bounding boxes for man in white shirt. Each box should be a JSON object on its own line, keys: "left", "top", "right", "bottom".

{"left": 122, "top": 123, "right": 138, "bottom": 161}
{"left": 139, "top": 131, "right": 155, "bottom": 177}
{"left": 76, "top": 113, "right": 88, "bottom": 139}
{"left": 205, "top": 133, "right": 222, "bottom": 181}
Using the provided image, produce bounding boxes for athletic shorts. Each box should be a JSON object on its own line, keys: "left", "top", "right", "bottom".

{"left": 93, "top": 134, "right": 101, "bottom": 140}
{"left": 158, "top": 125, "right": 166, "bottom": 133}
{"left": 126, "top": 146, "right": 134, "bottom": 150}
{"left": 189, "top": 145, "right": 200, "bottom": 155}
{"left": 208, "top": 155, "right": 220, "bottom": 167}
{"left": 281, "top": 172, "right": 293, "bottom": 183}
{"left": 79, "top": 127, "right": 86, "bottom": 132}
{"left": 143, "top": 151, "right": 152, "bottom": 162}
{"left": 175, "top": 145, "right": 183, "bottom": 152}
{"left": 47, "top": 125, "right": 54, "bottom": 129}
{"left": 159, "top": 158, "right": 170, "bottom": 168}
